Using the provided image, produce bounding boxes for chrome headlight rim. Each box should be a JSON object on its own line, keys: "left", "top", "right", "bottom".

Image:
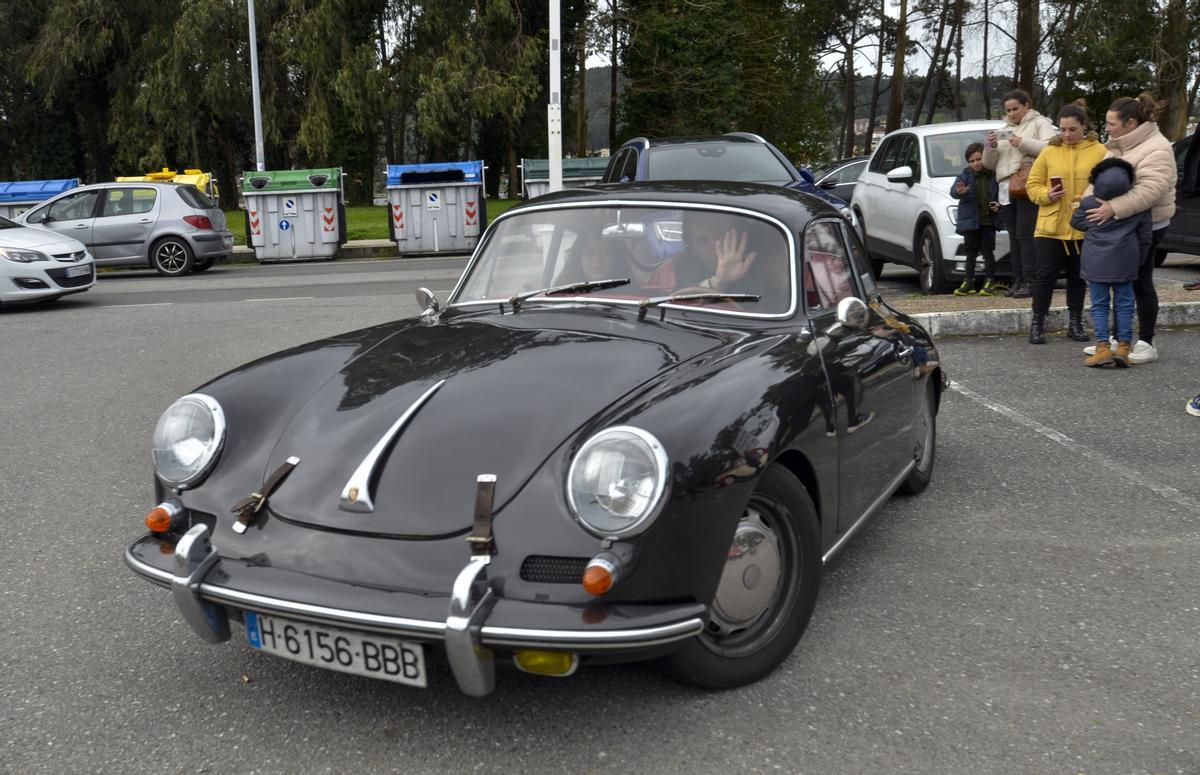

{"left": 566, "top": 425, "right": 670, "bottom": 539}
{"left": 152, "top": 393, "right": 226, "bottom": 489}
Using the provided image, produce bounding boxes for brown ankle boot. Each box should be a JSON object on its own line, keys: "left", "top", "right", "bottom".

{"left": 1112, "top": 341, "right": 1132, "bottom": 368}
{"left": 1085, "top": 341, "right": 1114, "bottom": 367}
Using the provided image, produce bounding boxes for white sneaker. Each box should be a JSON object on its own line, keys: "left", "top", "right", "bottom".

{"left": 1083, "top": 338, "right": 1118, "bottom": 356}
{"left": 1128, "top": 340, "right": 1158, "bottom": 364}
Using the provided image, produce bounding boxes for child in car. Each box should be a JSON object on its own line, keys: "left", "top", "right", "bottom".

{"left": 949, "top": 143, "right": 1005, "bottom": 296}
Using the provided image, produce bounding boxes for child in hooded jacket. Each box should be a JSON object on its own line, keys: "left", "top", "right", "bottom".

{"left": 1069, "top": 158, "right": 1152, "bottom": 367}
{"left": 949, "top": 143, "right": 1004, "bottom": 295}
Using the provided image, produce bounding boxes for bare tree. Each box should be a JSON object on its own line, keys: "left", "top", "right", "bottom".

{"left": 1015, "top": 0, "right": 1038, "bottom": 91}
{"left": 980, "top": 0, "right": 990, "bottom": 118}
{"left": 863, "top": 0, "right": 888, "bottom": 153}
{"left": 912, "top": 0, "right": 950, "bottom": 124}
{"left": 886, "top": 0, "right": 909, "bottom": 132}
{"left": 1154, "top": 0, "right": 1190, "bottom": 139}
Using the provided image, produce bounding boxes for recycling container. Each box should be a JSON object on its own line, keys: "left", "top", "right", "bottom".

{"left": 520, "top": 157, "right": 609, "bottom": 199}
{"left": 116, "top": 168, "right": 219, "bottom": 200}
{"left": 385, "top": 161, "right": 485, "bottom": 254}
{"left": 0, "top": 179, "right": 79, "bottom": 219}
{"left": 241, "top": 168, "right": 345, "bottom": 262}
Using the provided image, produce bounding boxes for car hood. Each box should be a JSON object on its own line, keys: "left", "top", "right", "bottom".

{"left": 0, "top": 225, "right": 86, "bottom": 254}
{"left": 261, "top": 308, "right": 735, "bottom": 538}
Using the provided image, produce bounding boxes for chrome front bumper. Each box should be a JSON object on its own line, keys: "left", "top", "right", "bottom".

{"left": 125, "top": 525, "right": 706, "bottom": 696}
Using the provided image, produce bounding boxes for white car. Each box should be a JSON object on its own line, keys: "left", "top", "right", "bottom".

{"left": 0, "top": 215, "right": 95, "bottom": 306}
{"left": 851, "top": 120, "right": 1012, "bottom": 293}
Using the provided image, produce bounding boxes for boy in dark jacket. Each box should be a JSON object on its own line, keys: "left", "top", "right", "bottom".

{"left": 949, "top": 143, "right": 1004, "bottom": 296}
{"left": 1069, "top": 157, "right": 1152, "bottom": 367}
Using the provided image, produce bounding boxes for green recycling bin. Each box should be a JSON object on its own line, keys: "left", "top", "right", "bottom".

{"left": 242, "top": 168, "right": 345, "bottom": 262}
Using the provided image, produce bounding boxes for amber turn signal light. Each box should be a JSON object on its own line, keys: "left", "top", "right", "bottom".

{"left": 581, "top": 556, "right": 618, "bottom": 596}
{"left": 145, "top": 501, "right": 182, "bottom": 533}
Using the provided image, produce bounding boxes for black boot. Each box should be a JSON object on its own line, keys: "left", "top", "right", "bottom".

{"left": 1029, "top": 313, "right": 1046, "bottom": 344}
{"left": 1067, "top": 309, "right": 1090, "bottom": 342}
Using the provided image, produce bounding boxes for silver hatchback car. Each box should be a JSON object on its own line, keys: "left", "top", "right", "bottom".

{"left": 18, "top": 182, "right": 234, "bottom": 276}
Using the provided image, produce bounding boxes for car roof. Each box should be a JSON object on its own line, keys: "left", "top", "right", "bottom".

{"left": 505, "top": 181, "right": 839, "bottom": 227}
{"left": 880, "top": 120, "right": 1006, "bottom": 139}
{"left": 73, "top": 181, "right": 187, "bottom": 191}
{"left": 622, "top": 133, "right": 770, "bottom": 149}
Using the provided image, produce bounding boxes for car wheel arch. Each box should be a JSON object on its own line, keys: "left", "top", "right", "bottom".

{"left": 772, "top": 449, "right": 822, "bottom": 528}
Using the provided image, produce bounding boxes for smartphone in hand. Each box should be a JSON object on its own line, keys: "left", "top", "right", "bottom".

{"left": 1050, "top": 175, "right": 1064, "bottom": 190}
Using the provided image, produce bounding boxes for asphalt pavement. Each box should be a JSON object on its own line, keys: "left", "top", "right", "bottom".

{"left": 1, "top": 260, "right": 1198, "bottom": 774}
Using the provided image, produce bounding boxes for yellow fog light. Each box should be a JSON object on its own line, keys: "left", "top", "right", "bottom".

{"left": 513, "top": 650, "right": 579, "bottom": 677}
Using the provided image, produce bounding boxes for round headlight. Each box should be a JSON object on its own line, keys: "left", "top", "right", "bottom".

{"left": 152, "top": 393, "right": 225, "bottom": 488}
{"left": 567, "top": 426, "right": 668, "bottom": 537}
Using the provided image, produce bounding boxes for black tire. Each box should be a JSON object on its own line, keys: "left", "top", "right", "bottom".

{"left": 1153, "top": 248, "right": 1167, "bottom": 268}
{"left": 151, "top": 237, "right": 195, "bottom": 277}
{"left": 898, "top": 378, "right": 937, "bottom": 495}
{"left": 663, "top": 464, "right": 820, "bottom": 690}
{"left": 192, "top": 256, "right": 215, "bottom": 272}
{"left": 917, "top": 223, "right": 950, "bottom": 294}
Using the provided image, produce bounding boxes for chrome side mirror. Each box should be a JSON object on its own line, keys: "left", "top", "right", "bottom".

{"left": 835, "top": 296, "right": 869, "bottom": 331}
{"left": 416, "top": 287, "right": 440, "bottom": 314}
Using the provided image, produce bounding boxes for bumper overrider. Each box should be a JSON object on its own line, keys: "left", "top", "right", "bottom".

{"left": 124, "top": 524, "right": 706, "bottom": 696}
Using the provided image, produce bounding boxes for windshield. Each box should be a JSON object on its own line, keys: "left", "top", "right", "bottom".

{"left": 645, "top": 143, "right": 793, "bottom": 184}
{"left": 0, "top": 216, "right": 19, "bottom": 229}
{"left": 924, "top": 130, "right": 995, "bottom": 177}
{"left": 453, "top": 205, "right": 794, "bottom": 315}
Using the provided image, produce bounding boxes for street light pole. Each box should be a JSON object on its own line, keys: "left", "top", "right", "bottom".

{"left": 548, "top": 0, "right": 563, "bottom": 192}
{"left": 247, "top": 0, "right": 266, "bottom": 172}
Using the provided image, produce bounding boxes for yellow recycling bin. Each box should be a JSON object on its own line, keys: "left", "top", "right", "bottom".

{"left": 115, "top": 168, "right": 219, "bottom": 200}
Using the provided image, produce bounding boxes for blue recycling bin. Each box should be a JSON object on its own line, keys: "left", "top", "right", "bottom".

{"left": 0, "top": 179, "right": 79, "bottom": 219}
{"left": 386, "top": 161, "right": 486, "bottom": 254}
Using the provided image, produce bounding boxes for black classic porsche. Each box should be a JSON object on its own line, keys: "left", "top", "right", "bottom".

{"left": 125, "top": 182, "right": 943, "bottom": 696}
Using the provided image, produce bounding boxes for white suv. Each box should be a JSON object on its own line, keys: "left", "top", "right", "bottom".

{"left": 852, "top": 120, "right": 1012, "bottom": 293}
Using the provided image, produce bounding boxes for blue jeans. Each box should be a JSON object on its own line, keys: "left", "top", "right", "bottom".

{"left": 1089, "top": 281, "right": 1135, "bottom": 344}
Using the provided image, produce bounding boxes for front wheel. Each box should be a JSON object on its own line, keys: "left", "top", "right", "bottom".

{"left": 662, "top": 464, "right": 820, "bottom": 690}
{"left": 917, "top": 224, "right": 950, "bottom": 294}
{"left": 898, "top": 378, "right": 937, "bottom": 494}
{"left": 152, "top": 237, "right": 195, "bottom": 277}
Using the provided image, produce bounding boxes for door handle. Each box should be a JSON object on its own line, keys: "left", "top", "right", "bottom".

{"left": 74, "top": 224, "right": 88, "bottom": 229}
{"left": 139, "top": 219, "right": 153, "bottom": 223}
{"left": 895, "top": 343, "right": 914, "bottom": 359}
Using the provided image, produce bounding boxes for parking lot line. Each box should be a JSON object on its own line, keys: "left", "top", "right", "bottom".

{"left": 102, "top": 302, "right": 174, "bottom": 308}
{"left": 244, "top": 296, "right": 315, "bottom": 302}
{"left": 949, "top": 380, "right": 1199, "bottom": 511}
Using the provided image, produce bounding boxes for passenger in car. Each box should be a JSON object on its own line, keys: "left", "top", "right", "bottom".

{"left": 553, "top": 233, "right": 643, "bottom": 290}
{"left": 642, "top": 212, "right": 758, "bottom": 294}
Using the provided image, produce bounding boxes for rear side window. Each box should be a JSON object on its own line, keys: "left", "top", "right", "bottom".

{"left": 177, "top": 185, "right": 216, "bottom": 209}
{"left": 618, "top": 149, "right": 639, "bottom": 182}
{"left": 645, "top": 143, "right": 792, "bottom": 183}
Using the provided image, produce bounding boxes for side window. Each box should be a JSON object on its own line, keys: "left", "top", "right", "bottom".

{"left": 47, "top": 191, "right": 99, "bottom": 221}
{"left": 898, "top": 136, "right": 921, "bottom": 178}
{"left": 869, "top": 138, "right": 895, "bottom": 173}
{"left": 604, "top": 151, "right": 627, "bottom": 183}
{"left": 619, "top": 149, "right": 639, "bottom": 182}
{"left": 841, "top": 221, "right": 877, "bottom": 297}
{"left": 802, "top": 220, "right": 858, "bottom": 310}
{"left": 101, "top": 189, "right": 131, "bottom": 217}
{"left": 131, "top": 188, "right": 157, "bottom": 214}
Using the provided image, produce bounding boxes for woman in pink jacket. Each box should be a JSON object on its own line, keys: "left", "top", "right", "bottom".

{"left": 1083, "top": 93, "right": 1178, "bottom": 364}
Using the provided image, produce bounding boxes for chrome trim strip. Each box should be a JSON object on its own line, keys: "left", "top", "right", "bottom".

{"left": 125, "top": 545, "right": 704, "bottom": 650}
{"left": 479, "top": 617, "right": 705, "bottom": 650}
{"left": 822, "top": 460, "right": 915, "bottom": 564}
{"left": 339, "top": 379, "right": 446, "bottom": 513}
{"left": 446, "top": 199, "right": 799, "bottom": 320}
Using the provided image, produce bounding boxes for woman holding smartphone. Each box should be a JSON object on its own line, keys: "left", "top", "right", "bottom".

{"left": 981, "top": 89, "right": 1057, "bottom": 298}
{"left": 1023, "top": 100, "right": 1107, "bottom": 344}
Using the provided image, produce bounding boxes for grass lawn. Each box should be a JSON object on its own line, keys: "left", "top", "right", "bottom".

{"left": 224, "top": 199, "right": 522, "bottom": 246}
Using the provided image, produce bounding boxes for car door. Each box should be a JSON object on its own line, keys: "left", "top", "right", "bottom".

{"left": 1163, "top": 133, "right": 1200, "bottom": 256}
{"left": 802, "top": 218, "right": 915, "bottom": 532}
{"left": 91, "top": 187, "right": 160, "bottom": 264}
{"left": 855, "top": 138, "right": 904, "bottom": 255}
{"left": 875, "top": 134, "right": 924, "bottom": 263}
{"left": 27, "top": 190, "right": 100, "bottom": 247}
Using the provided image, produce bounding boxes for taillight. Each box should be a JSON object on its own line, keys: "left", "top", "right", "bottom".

{"left": 183, "top": 215, "right": 213, "bottom": 230}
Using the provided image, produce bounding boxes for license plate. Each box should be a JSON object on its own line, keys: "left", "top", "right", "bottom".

{"left": 65, "top": 265, "right": 90, "bottom": 278}
{"left": 244, "top": 611, "right": 426, "bottom": 687}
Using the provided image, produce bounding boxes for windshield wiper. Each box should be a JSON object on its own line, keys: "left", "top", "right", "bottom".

{"left": 508, "top": 278, "right": 630, "bottom": 312}
{"left": 637, "top": 292, "right": 760, "bottom": 321}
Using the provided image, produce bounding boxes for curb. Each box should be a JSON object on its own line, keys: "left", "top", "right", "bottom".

{"left": 912, "top": 301, "right": 1200, "bottom": 336}
{"left": 231, "top": 243, "right": 463, "bottom": 262}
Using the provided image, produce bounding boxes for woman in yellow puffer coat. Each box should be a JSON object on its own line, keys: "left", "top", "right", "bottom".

{"left": 1023, "top": 101, "right": 1107, "bottom": 344}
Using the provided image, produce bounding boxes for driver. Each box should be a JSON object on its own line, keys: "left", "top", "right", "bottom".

{"left": 643, "top": 211, "right": 758, "bottom": 294}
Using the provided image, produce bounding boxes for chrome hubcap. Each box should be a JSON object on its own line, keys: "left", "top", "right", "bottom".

{"left": 710, "top": 510, "right": 783, "bottom": 636}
